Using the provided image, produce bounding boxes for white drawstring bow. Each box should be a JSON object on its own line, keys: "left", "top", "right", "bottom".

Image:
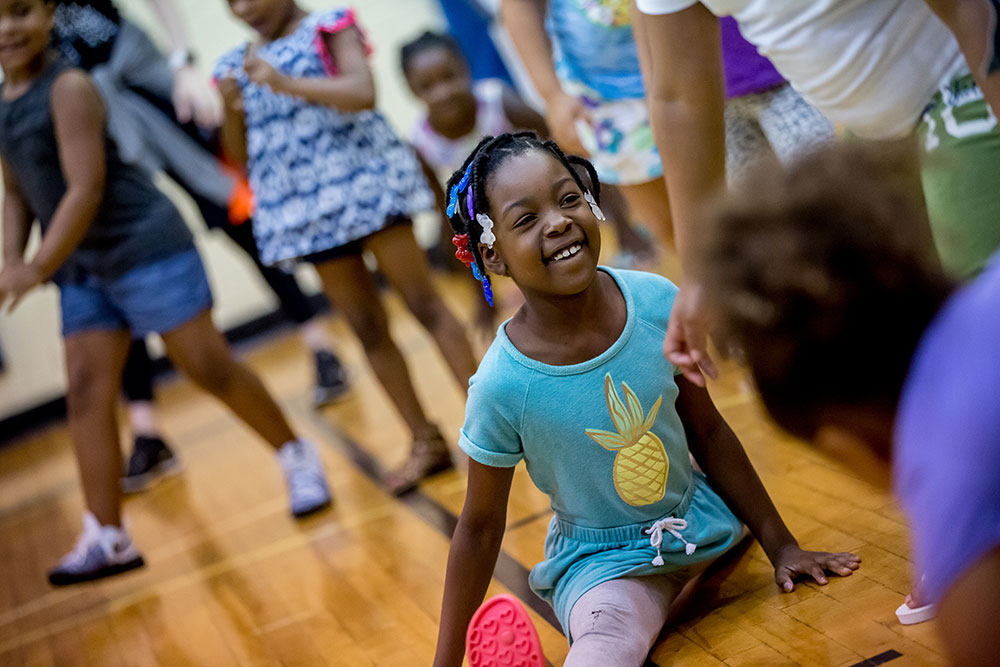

{"left": 644, "top": 517, "right": 697, "bottom": 566}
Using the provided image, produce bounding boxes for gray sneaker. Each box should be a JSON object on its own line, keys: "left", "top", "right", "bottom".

{"left": 277, "top": 440, "right": 332, "bottom": 518}
{"left": 48, "top": 513, "right": 145, "bottom": 586}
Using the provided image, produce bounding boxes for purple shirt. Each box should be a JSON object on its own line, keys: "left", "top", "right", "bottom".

{"left": 894, "top": 254, "right": 1000, "bottom": 604}
{"left": 721, "top": 17, "right": 785, "bottom": 99}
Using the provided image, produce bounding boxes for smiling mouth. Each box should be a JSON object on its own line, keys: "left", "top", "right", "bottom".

{"left": 547, "top": 241, "right": 584, "bottom": 263}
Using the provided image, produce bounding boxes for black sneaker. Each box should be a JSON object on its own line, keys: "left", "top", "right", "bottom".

{"left": 313, "top": 350, "right": 350, "bottom": 408}
{"left": 121, "top": 436, "right": 182, "bottom": 494}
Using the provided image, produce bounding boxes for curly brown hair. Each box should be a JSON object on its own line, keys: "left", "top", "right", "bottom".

{"left": 696, "top": 141, "right": 954, "bottom": 441}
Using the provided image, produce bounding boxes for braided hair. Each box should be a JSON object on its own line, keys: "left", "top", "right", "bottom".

{"left": 444, "top": 132, "right": 602, "bottom": 293}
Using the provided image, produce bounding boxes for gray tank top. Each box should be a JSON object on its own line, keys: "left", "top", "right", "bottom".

{"left": 0, "top": 60, "right": 193, "bottom": 284}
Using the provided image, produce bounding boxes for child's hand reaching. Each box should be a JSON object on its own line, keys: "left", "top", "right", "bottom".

{"left": 0, "top": 262, "right": 42, "bottom": 313}
{"left": 245, "top": 46, "right": 285, "bottom": 93}
{"left": 771, "top": 544, "right": 861, "bottom": 592}
{"left": 545, "top": 90, "right": 592, "bottom": 156}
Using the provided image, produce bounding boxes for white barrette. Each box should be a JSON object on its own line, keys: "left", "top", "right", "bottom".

{"left": 477, "top": 213, "right": 496, "bottom": 249}
{"left": 584, "top": 190, "right": 605, "bottom": 221}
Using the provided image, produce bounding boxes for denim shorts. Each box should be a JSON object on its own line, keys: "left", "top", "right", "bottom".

{"left": 60, "top": 248, "right": 214, "bottom": 338}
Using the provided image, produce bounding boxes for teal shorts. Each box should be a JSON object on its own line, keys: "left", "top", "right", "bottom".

{"left": 917, "top": 69, "right": 1000, "bottom": 278}
{"left": 529, "top": 471, "right": 743, "bottom": 634}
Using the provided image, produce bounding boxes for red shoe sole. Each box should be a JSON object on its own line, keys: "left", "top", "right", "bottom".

{"left": 466, "top": 594, "right": 545, "bottom": 667}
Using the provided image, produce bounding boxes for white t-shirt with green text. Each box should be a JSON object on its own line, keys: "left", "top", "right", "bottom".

{"left": 636, "top": 0, "right": 966, "bottom": 138}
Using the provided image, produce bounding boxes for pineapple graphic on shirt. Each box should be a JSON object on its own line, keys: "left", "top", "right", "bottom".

{"left": 586, "top": 373, "right": 668, "bottom": 506}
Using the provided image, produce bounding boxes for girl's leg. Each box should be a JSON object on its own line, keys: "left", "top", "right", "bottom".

{"left": 120, "top": 337, "right": 181, "bottom": 493}
{"left": 160, "top": 310, "right": 296, "bottom": 447}
{"left": 617, "top": 178, "right": 675, "bottom": 252}
{"left": 221, "top": 220, "right": 348, "bottom": 405}
{"left": 64, "top": 329, "right": 133, "bottom": 526}
{"left": 121, "top": 338, "right": 159, "bottom": 436}
{"left": 564, "top": 575, "right": 684, "bottom": 667}
{"left": 313, "top": 253, "right": 434, "bottom": 435}
{"left": 364, "top": 222, "right": 478, "bottom": 389}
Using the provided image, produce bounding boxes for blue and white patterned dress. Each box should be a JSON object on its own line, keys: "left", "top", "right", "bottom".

{"left": 213, "top": 8, "right": 433, "bottom": 265}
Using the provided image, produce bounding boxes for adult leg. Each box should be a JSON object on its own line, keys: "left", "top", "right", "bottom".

{"left": 616, "top": 178, "right": 675, "bottom": 252}
{"left": 64, "top": 329, "right": 133, "bottom": 526}
{"left": 564, "top": 576, "right": 684, "bottom": 667}
{"left": 160, "top": 310, "right": 296, "bottom": 448}
{"left": 364, "top": 222, "right": 478, "bottom": 389}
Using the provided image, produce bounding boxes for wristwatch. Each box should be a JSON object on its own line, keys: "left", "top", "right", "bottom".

{"left": 168, "top": 49, "right": 196, "bottom": 70}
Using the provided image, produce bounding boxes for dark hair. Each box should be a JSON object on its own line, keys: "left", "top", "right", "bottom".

{"left": 697, "top": 142, "right": 954, "bottom": 441}
{"left": 444, "top": 132, "right": 601, "bottom": 278}
{"left": 400, "top": 31, "right": 464, "bottom": 76}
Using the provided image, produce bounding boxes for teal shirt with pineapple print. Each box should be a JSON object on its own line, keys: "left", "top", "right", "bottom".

{"left": 459, "top": 267, "right": 742, "bottom": 636}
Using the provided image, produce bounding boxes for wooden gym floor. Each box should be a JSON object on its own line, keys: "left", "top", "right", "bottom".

{"left": 0, "top": 270, "right": 945, "bottom": 666}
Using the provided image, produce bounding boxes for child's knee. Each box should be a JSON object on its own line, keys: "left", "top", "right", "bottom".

{"left": 568, "top": 602, "right": 652, "bottom": 667}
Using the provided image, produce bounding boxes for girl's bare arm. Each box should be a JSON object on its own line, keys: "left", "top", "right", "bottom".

{"left": 218, "top": 77, "right": 248, "bottom": 168}
{"left": 675, "top": 377, "right": 860, "bottom": 589}
{"left": 2, "top": 157, "right": 32, "bottom": 266}
{"left": 29, "top": 70, "right": 107, "bottom": 281}
{"left": 433, "top": 460, "right": 515, "bottom": 667}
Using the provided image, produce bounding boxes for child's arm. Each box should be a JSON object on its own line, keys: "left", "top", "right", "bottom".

{"left": 674, "top": 376, "right": 861, "bottom": 591}
{"left": 501, "top": 0, "right": 590, "bottom": 155}
{"left": 500, "top": 86, "right": 549, "bottom": 137}
{"left": 31, "top": 72, "right": 108, "bottom": 279}
{"left": 0, "top": 71, "right": 107, "bottom": 311}
{"left": 633, "top": 5, "right": 725, "bottom": 386}
{"left": 217, "top": 77, "right": 248, "bottom": 169}
{"left": 433, "top": 460, "right": 515, "bottom": 667}
{"left": 244, "top": 28, "right": 375, "bottom": 112}
{"left": 0, "top": 158, "right": 36, "bottom": 310}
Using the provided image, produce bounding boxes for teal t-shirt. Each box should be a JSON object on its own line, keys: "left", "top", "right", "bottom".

{"left": 460, "top": 268, "right": 742, "bottom": 634}
{"left": 461, "top": 267, "right": 691, "bottom": 523}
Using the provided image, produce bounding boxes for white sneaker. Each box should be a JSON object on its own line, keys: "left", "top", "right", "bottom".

{"left": 277, "top": 440, "right": 332, "bottom": 518}
{"left": 48, "top": 512, "right": 144, "bottom": 586}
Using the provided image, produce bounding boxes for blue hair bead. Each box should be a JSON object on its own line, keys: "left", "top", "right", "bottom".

{"left": 471, "top": 262, "right": 483, "bottom": 282}
{"left": 482, "top": 277, "right": 494, "bottom": 307}
{"left": 446, "top": 165, "right": 473, "bottom": 217}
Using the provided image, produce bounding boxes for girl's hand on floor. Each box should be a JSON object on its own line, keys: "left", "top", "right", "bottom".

{"left": 772, "top": 544, "right": 861, "bottom": 592}
{"left": 0, "top": 262, "right": 41, "bottom": 313}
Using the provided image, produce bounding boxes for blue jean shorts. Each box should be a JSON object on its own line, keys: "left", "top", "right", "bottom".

{"left": 60, "top": 248, "right": 214, "bottom": 338}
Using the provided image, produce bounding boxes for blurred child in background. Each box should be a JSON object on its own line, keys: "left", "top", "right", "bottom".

{"left": 0, "top": 0, "right": 332, "bottom": 586}
{"left": 215, "top": 0, "right": 479, "bottom": 494}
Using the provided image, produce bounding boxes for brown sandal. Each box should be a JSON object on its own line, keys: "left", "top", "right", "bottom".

{"left": 385, "top": 424, "right": 454, "bottom": 495}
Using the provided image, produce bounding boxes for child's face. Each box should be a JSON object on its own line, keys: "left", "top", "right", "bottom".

{"left": 0, "top": 0, "right": 53, "bottom": 74}
{"left": 404, "top": 46, "right": 474, "bottom": 131}
{"left": 227, "top": 0, "right": 293, "bottom": 39}
{"left": 482, "top": 150, "right": 602, "bottom": 298}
